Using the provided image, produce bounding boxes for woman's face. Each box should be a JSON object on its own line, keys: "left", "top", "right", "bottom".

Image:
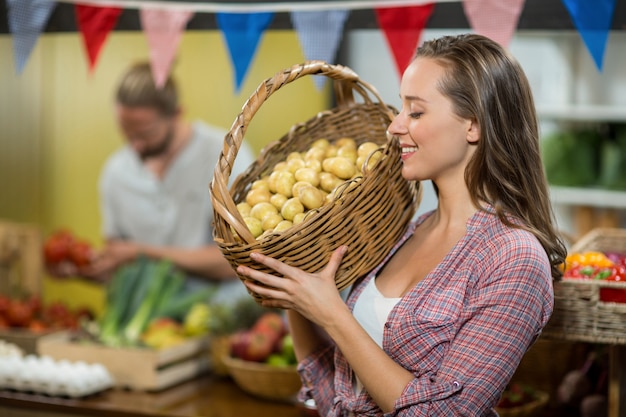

{"left": 387, "top": 57, "right": 479, "bottom": 185}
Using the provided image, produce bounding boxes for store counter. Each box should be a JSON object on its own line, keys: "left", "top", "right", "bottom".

{"left": 0, "top": 374, "right": 306, "bottom": 417}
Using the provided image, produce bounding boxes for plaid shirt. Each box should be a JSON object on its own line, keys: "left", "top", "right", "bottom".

{"left": 297, "top": 207, "right": 553, "bottom": 416}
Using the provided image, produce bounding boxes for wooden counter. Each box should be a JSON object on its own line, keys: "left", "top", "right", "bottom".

{"left": 0, "top": 374, "right": 307, "bottom": 417}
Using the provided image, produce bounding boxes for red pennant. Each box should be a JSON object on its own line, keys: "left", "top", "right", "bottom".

{"left": 375, "top": 4, "right": 435, "bottom": 80}
{"left": 75, "top": 5, "right": 122, "bottom": 73}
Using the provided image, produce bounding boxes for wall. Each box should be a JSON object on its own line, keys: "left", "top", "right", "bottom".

{"left": 0, "top": 30, "right": 330, "bottom": 313}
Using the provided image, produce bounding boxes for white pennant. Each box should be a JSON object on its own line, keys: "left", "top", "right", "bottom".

{"left": 291, "top": 9, "right": 349, "bottom": 90}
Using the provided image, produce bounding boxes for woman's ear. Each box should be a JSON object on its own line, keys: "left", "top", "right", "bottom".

{"left": 466, "top": 118, "right": 480, "bottom": 144}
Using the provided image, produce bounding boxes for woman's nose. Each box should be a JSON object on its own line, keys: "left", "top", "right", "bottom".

{"left": 387, "top": 113, "right": 406, "bottom": 138}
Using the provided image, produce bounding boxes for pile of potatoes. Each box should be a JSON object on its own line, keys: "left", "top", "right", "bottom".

{"left": 237, "top": 137, "right": 382, "bottom": 239}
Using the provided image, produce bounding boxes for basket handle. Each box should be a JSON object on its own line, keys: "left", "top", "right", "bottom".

{"left": 211, "top": 60, "right": 396, "bottom": 244}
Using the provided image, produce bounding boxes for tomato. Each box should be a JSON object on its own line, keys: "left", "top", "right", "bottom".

{"left": 6, "top": 300, "right": 34, "bottom": 327}
{"left": 70, "top": 239, "right": 93, "bottom": 267}
{"left": 43, "top": 230, "right": 75, "bottom": 265}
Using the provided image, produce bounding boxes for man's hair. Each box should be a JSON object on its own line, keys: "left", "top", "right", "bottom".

{"left": 115, "top": 62, "right": 178, "bottom": 116}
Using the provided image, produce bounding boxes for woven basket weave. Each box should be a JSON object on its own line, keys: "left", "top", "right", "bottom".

{"left": 210, "top": 61, "right": 421, "bottom": 301}
{"left": 543, "top": 227, "right": 626, "bottom": 345}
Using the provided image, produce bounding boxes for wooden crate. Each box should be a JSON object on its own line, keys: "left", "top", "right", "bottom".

{"left": 0, "top": 220, "right": 42, "bottom": 297}
{"left": 37, "top": 331, "right": 212, "bottom": 391}
{"left": 543, "top": 228, "right": 626, "bottom": 345}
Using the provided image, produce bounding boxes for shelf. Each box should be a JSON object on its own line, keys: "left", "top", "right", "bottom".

{"left": 550, "top": 186, "right": 626, "bottom": 209}
{"left": 537, "top": 105, "right": 626, "bottom": 122}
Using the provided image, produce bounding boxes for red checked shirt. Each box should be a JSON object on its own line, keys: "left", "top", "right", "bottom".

{"left": 297, "top": 207, "right": 554, "bottom": 416}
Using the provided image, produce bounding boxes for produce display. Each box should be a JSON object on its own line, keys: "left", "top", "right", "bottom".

{"left": 92, "top": 257, "right": 216, "bottom": 348}
{"left": 563, "top": 250, "right": 626, "bottom": 303}
{"left": 237, "top": 137, "right": 382, "bottom": 239}
{"left": 228, "top": 311, "right": 296, "bottom": 366}
{"left": 0, "top": 293, "right": 93, "bottom": 332}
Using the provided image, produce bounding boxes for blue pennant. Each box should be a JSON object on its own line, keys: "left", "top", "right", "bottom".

{"left": 561, "top": 0, "right": 617, "bottom": 71}
{"left": 217, "top": 12, "right": 274, "bottom": 93}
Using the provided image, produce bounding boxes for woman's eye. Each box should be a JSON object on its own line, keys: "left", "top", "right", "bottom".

{"left": 409, "top": 112, "right": 423, "bottom": 119}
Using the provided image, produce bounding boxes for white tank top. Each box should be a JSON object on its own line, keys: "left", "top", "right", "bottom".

{"left": 351, "top": 277, "right": 401, "bottom": 396}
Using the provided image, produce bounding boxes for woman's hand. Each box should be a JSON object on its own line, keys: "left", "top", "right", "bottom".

{"left": 237, "top": 246, "right": 349, "bottom": 327}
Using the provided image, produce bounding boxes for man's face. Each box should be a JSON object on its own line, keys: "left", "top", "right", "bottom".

{"left": 115, "top": 105, "right": 176, "bottom": 160}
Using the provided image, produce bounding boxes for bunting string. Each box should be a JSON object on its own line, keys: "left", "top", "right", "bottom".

{"left": 52, "top": 0, "right": 457, "bottom": 13}
{"left": 5, "top": 0, "right": 617, "bottom": 89}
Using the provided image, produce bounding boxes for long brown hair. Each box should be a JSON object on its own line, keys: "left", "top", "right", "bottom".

{"left": 416, "top": 34, "right": 566, "bottom": 280}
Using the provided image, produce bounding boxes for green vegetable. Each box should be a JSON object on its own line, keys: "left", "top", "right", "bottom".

{"left": 97, "top": 257, "right": 215, "bottom": 347}
{"left": 98, "top": 259, "right": 147, "bottom": 347}
{"left": 123, "top": 260, "right": 174, "bottom": 344}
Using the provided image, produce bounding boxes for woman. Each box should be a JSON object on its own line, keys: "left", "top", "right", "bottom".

{"left": 237, "top": 34, "right": 567, "bottom": 416}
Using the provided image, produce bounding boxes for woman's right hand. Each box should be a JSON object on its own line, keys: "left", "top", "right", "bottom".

{"left": 236, "top": 246, "right": 351, "bottom": 329}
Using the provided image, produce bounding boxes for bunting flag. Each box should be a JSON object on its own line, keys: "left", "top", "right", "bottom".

{"left": 375, "top": 4, "right": 435, "bottom": 80}
{"left": 462, "top": 0, "right": 525, "bottom": 47}
{"left": 216, "top": 12, "right": 274, "bottom": 93}
{"left": 75, "top": 4, "right": 123, "bottom": 73}
{"left": 290, "top": 10, "right": 349, "bottom": 90}
{"left": 140, "top": 8, "right": 194, "bottom": 88}
{"left": 561, "top": 0, "right": 617, "bottom": 71}
{"left": 7, "top": 0, "right": 57, "bottom": 74}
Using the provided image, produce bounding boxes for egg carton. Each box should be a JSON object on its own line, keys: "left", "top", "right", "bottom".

{"left": 0, "top": 354, "right": 115, "bottom": 398}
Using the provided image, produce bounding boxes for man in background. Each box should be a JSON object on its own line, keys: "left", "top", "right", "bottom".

{"left": 68, "top": 61, "right": 255, "bottom": 302}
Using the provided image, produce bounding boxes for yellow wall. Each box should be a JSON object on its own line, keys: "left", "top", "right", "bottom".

{"left": 0, "top": 30, "right": 330, "bottom": 315}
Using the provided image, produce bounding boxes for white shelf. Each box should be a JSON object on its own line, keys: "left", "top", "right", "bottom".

{"left": 550, "top": 186, "right": 626, "bottom": 209}
{"left": 537, "top": 105, "right": 626, "bottom": 122}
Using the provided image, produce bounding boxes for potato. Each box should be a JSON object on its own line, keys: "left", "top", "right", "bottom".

{"left": 246, "top": 188, "right": 271, "bottom": 206}
{"left": 298, "top": 185, "right": 324, "bottom": 210}
{"left": 274, "top": 171, "right": 296, "bottom": 197}
{"left": 269, "top": 193, "right": 288, "bottom": 210}
{"left": 261, "top": 212, "right": 284, "bottom": 231}
{"left": 294, "top": 167, "right": 320, "bottom": 187}
{"left": 281, "top": 198, "right": 304, "bottom": 221}
{"left": 243, "top": 216, "right": 263, "bottom": 238}
{"left": 250, "top": 202, "right": 278, "bottom": 221}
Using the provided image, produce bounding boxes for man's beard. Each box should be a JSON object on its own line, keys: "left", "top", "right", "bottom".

{"left": 139, "top": 125, "right": 175, "bottom": 161}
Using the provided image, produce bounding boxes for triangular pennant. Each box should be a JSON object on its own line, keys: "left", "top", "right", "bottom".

{"left": 75, "top": 4, "right": 122, "bottom": 73}
{"left": 462, "top": 0, "right": 526, "bottom": 47}
{"left": 7, "top": 0, "right": 56, "bottom": 74}
{"left": 561, "top": 0, "right": 616, "bottom": 71}
{"left": 375, "top": 4, "right": 435, "bottom": 80}
{"left": 216, "top": 12, "right": 274, "bottom": 93}
{"left": 291, "top": 10, "right": 349, "bottom": 91}
{"left": 140, "top": 8, "right": 194, "bottom": 88}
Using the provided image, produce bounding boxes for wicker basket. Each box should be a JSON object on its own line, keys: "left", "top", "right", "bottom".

{"left": 495, "top": 390, "right": 549, "bottom": 417}
{"left": 543, "top": 227, "right": 626, "bottom": 345}
{"left": 210, "top": 61, "right": 421, "bottom": 301}
{"left": 222, "top": 354, "right": 302, "bottom": 401}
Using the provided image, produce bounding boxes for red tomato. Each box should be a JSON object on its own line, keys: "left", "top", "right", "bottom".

{"left": 6, "top": 300, "right": 34, "bottom": 327}
{"left": 69, "top": 240, "right": 93, "bottom": 268}
{"left": 43, "top": 230, "right": 74, "bottom": 265}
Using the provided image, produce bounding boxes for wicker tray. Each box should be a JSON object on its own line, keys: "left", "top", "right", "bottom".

{"left": 210, "top": 61, "right": 421, "bottom": 301}
{"left": 543, "top": 227, "right": 626, "bottom": 345}
{"left": 222, "top": 355, "right": 301, "bottom": 402}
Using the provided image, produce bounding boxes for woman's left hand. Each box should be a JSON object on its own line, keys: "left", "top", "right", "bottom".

{"left": 237, "top": 246, "right": 349, "bottom": 327}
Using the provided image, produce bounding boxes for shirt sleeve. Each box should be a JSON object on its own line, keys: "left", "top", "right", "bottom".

{"left": 297, "top": 343, "right": 336, "bottom": 416}
{"left": 390, "top": 234, "right": 553, "bottom": 416}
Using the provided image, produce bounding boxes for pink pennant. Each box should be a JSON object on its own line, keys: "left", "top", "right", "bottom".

{"left": 140, "top": 8, "right": 194, "bottom": 88}
{"left": 462, "top": 0, "right": 526, "bottom": 47}
{"left": 75, "top": 4, "right": 122, "bottom": 73}
{"left": 375, "top": 4, "right": 435, "bottom": 80}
